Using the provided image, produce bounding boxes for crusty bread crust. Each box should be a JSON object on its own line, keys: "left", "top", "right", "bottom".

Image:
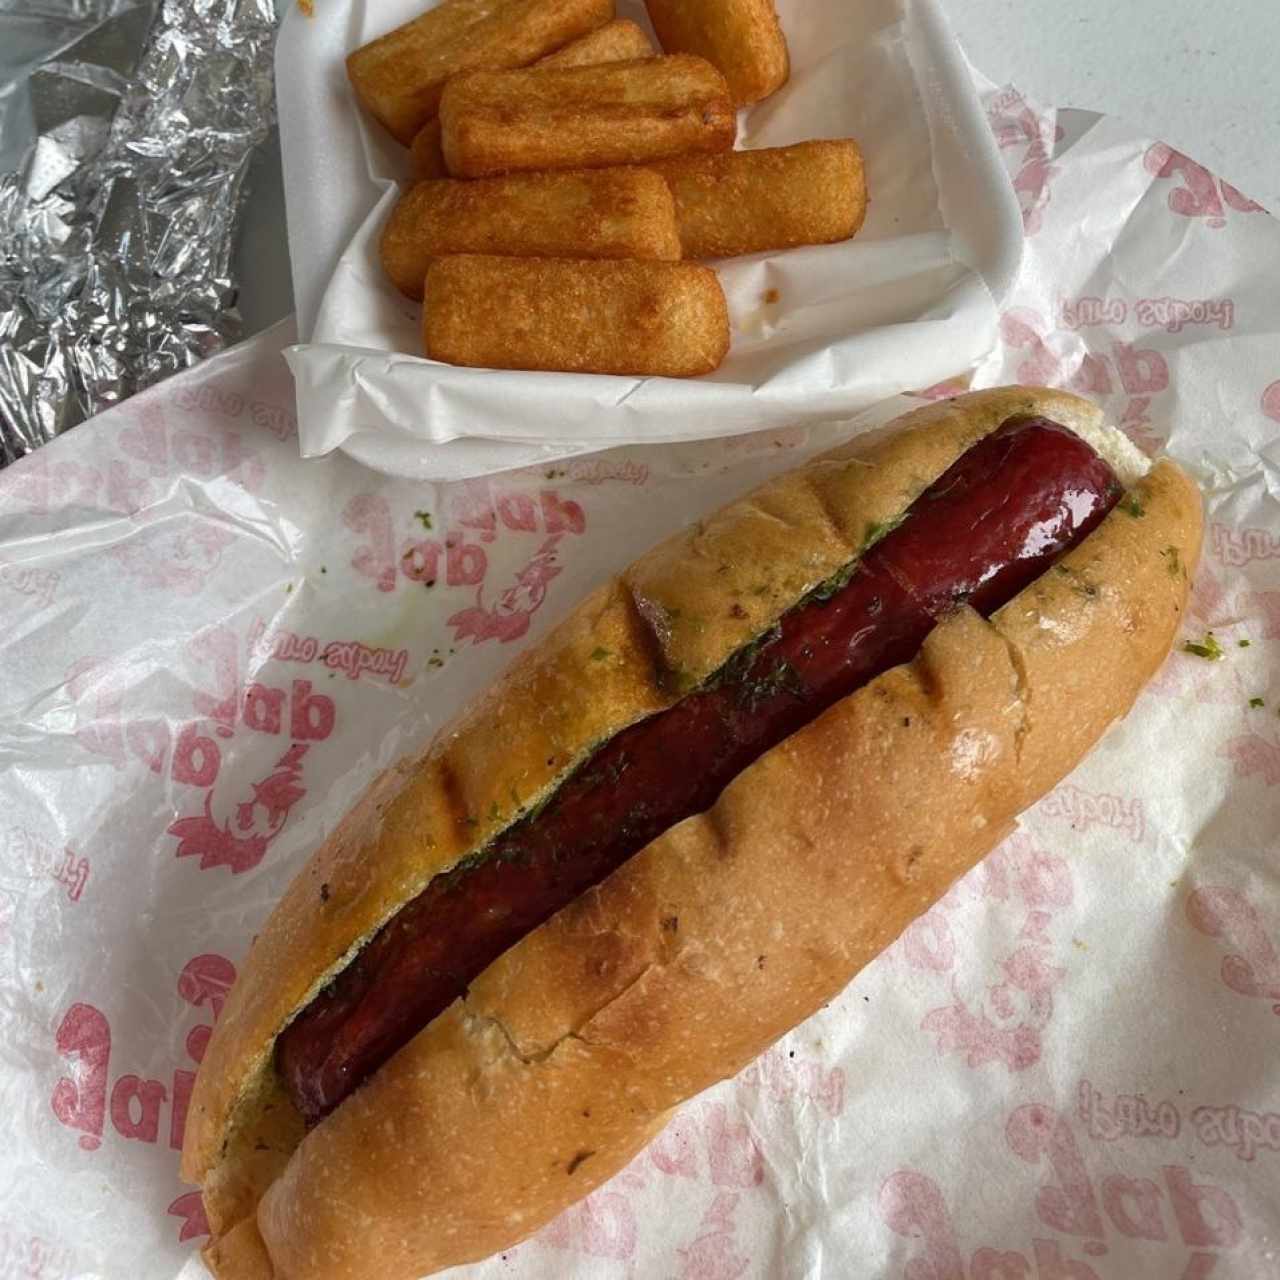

{"left": 184, "top": 389, "right": 1201, "bottom": 1278}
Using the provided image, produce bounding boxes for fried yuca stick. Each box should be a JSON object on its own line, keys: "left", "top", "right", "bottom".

{"left": 644, "top": 0, "right": 788, "bottom": 107}
{"left": 424, "top": 256, "right": 730, "bottom": 377}
{"left": 347, "top": 0, "right": 612, "bottom": 145}
{"left": 439, "top": 55, "right": 735, "bottom": 178}
{"left": 652, "top": 140, "right": 867, "bottom": 260}
{"left": 381, "top": 170, "right": 681, "bottom": 298}
{"left": 409, "top": 18, "right": 655, "bottom": 180}
{"left": 537, "top": 14, "right": 654, "bottom": 68}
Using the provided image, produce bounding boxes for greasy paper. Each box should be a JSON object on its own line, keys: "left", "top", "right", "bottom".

{"left": 1, "top": 80, "right": 1279, "bottom": 1280}
{"left": 277, "top": 0, "right": 1011, "bottom": 480}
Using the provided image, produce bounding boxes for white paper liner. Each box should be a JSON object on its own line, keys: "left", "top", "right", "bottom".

{"left": 1, "top": 76, "right": 1278, "bottom": 1280}
{"left": 276, "top": 0, "right": 1019, "bottom": 479}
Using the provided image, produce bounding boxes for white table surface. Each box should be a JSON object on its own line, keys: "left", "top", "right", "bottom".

{"left": 946, "top": 0, "right": 1280, "bottom": 210}
{"left": 233, "top": 0, "right": 1280, "bottom": 338}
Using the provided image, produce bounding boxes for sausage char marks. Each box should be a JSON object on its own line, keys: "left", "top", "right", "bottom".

{"left": 276, "top": 414, "right": 1123, "bottom": 1121}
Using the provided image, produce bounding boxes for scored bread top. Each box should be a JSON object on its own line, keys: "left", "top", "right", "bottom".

{"left": 183, "top": 389, "right": 1164, "bottom": 1247}
{"left": 251, "top": 453, "right": 1200, "bottom": 1280}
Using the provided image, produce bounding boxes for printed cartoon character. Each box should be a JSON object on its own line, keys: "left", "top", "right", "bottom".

{"left": 922, "top": 943, "right": 1066, "bottom": 1072}
{"left": 987, "top": 92, "right": 1061, "bottom": 235}
{"left": 1187, "top": 887, "right": 1280, "bottom": 1011}
{"left": 107, "top": 519, "right": 235, "bottom": 596}
{"left": 449, "top": 535, "right": 563, "bottom": 645}
{"left": 169, "top": 744, "right": 308, "bottom": 874}
{"left": 909, "top": 835, "right": 1073, "bottom": 1072}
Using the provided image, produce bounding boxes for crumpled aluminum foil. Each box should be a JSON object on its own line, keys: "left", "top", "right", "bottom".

{"left": 0, "top": 0, "right": 278, "bottom": 467}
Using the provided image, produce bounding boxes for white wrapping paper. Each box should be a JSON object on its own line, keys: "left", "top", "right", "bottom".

{"left": 277, "top": 0, "right": 1019, "bottom": 480}
{"left": 2, "top": 78, "right": 1280, "bottom": 1280}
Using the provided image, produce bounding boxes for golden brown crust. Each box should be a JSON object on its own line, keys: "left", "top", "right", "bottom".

{"left": 255, "top": 452, "right": 1199, "bottom": 1277}
{"left": 651, "top": 140, "right": 868, "bottom": 260}
{"left": 535, "top": 15, "right": 653, "bottom": 67}
{"left": 422, "top": 255, "right": 730, "bottom": 377}
{"left": 185, "top": 389, "right": 1202, "bottom": 1280}
{"left": 346, "top": 0, "right": 613, "bottom": 145}
{"left": 182, "top": 387, "right": 1109, "bottom": 1190}
{"left": 408, "top": 120, "right": 447, "bottom": 180}
{"left": 381, "top": 170, "right": 680, "bottom": 298}
{"left": 408, "top": 21, "right": 655, "bottom": 180}
{"left": 643, "top": 0, "right": 789, "bottom": 106}
{"left": 203, "top": 1216, "right": 275, "bottom": 1280}
{"left": 439, "top": 55, "right": 736, "bottom": 178}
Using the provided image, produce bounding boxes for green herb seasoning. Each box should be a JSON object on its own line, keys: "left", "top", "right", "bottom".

{"left": 413, "top": 509, "right": 433, "bottom": 530}
{"left": 1182, "top": 633, "right": 1225, "bottom": 661}
{"left": 862, "top": 512, "right": 908, "bottom": 552}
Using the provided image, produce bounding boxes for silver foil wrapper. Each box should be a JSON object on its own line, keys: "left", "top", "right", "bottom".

{"left": 0, "top": 0, "right": 278, "bottom": 467}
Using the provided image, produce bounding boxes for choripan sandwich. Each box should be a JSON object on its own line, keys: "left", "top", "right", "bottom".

{"left": 182, "top": 388, "right": 1203, "bottom": 1279}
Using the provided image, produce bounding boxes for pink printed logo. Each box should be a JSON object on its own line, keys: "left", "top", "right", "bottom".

{"left": 1009, "top": 1103, "right": 1242, "bottom": 1255}
{"left": 167, "top": 1192, "right": 211, "bottom": 1244}
{"left": 998, "top": 308, "right": 1170, "bottom": 455}
{"left": 1077, "top": 1079, "right": 1181, "bottom": 1143}
{"left": 1144, "top": 145, "right": 1266, "bottom": 228}
{"left": 1210, "top": 522, "right": 1280, "bottom": 568}
{"left": 533, "top": 1098, "right": 769, "bottom": 1269}
{"left": 0, "top": 1222, "right": 72, "bottom": 1279}
{"left": 345, "top": 486, "right": 586, "bottom": 603}
{"left": 1193, "top": 1104, "right": 1280, "bottom": 1164}
{"left": 644, "top": 1102, "right": 766, "bottom": 1190}
{"left": 248, "top": 399, "right": 297, "bottom": 441}
{"left": 51, "top": 849, "right": 89, "bottom": 903}
{"left": 987, "top": 88, "right": 1061, "bottom": 235}
{"left": 1218, "top": 733, "right": 1280, "bottom": 787}
{"left": 906, "top": 834, "right": 1072, "bottom": 1072}
{"left": 1264, "top": 381, "right": 1280, "bottom": 425}
{"left": 537, "top": 1189, "right": 637, "bottom": 1262}
{"left": 107, "top": 521, "right": 235, "bottom": 596}
{"left": 1038, "top": 782, "right": 1144, "bottom": 843}
{"left": 2, "top": 827, "right": 91, "bottom": 905}
{"left": 448, "top": 534, "right": 563, "bottom": 645}
{"left": 169, "top": 743, "right": 308, "bottom": 874}
{"left": 122, "top": 397, "right": 264, "bottom": 489}
{"left": 1080, "top": 1079, "right": 1280, "bottom": 1166}
{"left": 738, "top": 1045, "right": 845, "bottom": 1118}
{"left": 1064, "top": 295, "right": 1236, "bottom": 335}
{"left": 51, "top": 1004, "right": 112, "bottom": 1151}
{"left": 157, "top": 625, "right": 333, "bottom": 874}
{"left": 1060, "top": 296, "right": 1129, "bottom": 330}
{"left": 51, "top": 955, "right": 234, "bottom": 1244}
{"left": 677, "top": 1191, "right": 751, "bottom": 1280}
{"left": 880, "top": 1104, "right": 1244, "bottom": 1276}
{"left": 913, "top": 377, "right": 972, "bottom": 402}
{"left": 247, "top": 619, "right": 409, "bottom": 686}
{"left": 566, "top": 458, "right": 650, "bottom": 486}
{"left": 0, "top": 555, "right": 59, "bottom": 611}
{"left": 1186, "top": 887, "right": 1280, "bottom": 1012}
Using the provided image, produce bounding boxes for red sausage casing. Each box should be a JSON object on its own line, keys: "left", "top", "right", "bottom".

{"left": 183, "top": 389, "right": 1203, "bottom": 1280}
{"left": 275, "top": 415, "right": 1122, "bottom": 1122}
